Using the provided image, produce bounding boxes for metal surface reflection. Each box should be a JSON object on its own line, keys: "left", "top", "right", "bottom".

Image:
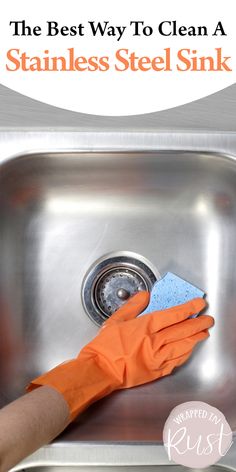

{"left": 0, "top": 134, "right": 236, "bottom": 470}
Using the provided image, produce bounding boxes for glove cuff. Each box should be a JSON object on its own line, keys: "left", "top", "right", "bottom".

{"left": 26, "top": 354, "right": 119, "bottom": 422}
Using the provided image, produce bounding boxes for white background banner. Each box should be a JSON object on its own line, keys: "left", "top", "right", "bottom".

{"left": 0, "top": 0, "right": 235, "bottom": 115}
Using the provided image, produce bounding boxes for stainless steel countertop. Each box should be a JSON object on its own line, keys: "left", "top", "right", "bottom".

{"left": 0, "top": 83, "right": 236, "bottom": 131}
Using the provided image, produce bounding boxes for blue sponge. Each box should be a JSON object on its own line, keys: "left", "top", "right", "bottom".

{"left": 140, "top": 272, "right": 205, "bottom": 317}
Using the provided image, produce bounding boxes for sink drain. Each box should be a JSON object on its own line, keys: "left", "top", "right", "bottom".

{"left": 82, "top": 251, "right": 160, "bottom": 326}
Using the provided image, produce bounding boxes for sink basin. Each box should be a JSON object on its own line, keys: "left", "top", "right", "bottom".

{"left": 0, "top": 140, "right": 236, "bottom": 469}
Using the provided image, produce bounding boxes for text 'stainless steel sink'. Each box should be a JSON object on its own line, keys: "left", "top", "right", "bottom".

{"left": 0, "top": 133, "right": 236, "bottom": 470}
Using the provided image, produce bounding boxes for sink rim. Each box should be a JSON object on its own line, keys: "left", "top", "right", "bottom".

{"left": 1, "top": 147, "right": 236, "bottom": 169}
{"left": 10, "top": 440, "right": 236, "bottom": 471}
{"left": 0, "top": 130, "right": 236, "bottom": 167}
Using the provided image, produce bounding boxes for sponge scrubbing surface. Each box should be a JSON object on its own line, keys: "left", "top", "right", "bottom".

{"left": 141, "top": 272, "right": 205, "bottom": 317}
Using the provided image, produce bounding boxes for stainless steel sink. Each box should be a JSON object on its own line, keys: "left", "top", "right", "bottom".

{"left": 0, "top": 131, "right": 236, "bottom": 470}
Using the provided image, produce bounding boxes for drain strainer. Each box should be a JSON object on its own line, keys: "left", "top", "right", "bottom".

{"left": 82, "top": 251, "right": 160, "bottom": 326}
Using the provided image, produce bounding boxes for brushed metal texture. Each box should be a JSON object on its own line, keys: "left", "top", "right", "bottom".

{"left": 0, "top": 83, "right": 236, "bottom": 130}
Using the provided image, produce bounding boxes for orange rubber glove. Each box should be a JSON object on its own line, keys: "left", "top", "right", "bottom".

{"left": 27, "top": 292, "right": 214, "bottom": 421}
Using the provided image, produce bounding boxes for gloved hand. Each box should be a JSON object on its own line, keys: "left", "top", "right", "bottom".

{"left": 27, "top": 292, "right": 214, "bottom": 421}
